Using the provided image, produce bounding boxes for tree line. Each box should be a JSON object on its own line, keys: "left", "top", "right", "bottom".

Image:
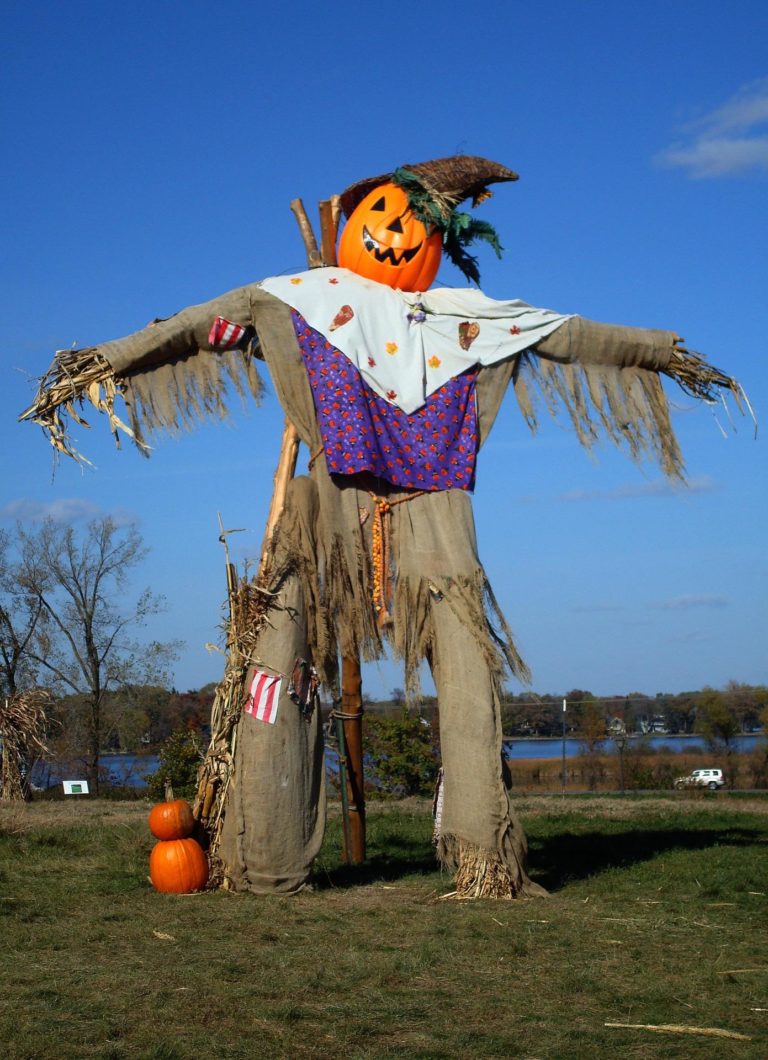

{"left": 2, "top": 516, "right": 765, "bottom": 799}
{"left": 1, "top": 517, "right": 178, "bottom": 793}
{"left": 498, "top": 685, "right": 767, "bottom": 745}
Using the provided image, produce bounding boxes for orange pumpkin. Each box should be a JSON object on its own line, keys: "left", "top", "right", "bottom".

{"left": 338, "top": 182, "right": 442, "bottom": 292}
{"left": 149, "top": 837, "right": 209, "bottom": 893}
{"left": 148, "top": 797, "right": 195, "bottom": 841}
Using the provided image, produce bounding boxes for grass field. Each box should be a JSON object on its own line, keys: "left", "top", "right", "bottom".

{"left": 1, "top": 794, "right": 767, "bottom": 1059}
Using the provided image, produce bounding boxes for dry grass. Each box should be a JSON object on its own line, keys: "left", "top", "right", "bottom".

{"left": 515, "top": 792, "right": 768, "bottom": 820}
{"left": 1, "top": 794, "right": 766, "bottom": 1059}
{"left": 508, "top": 748, "right": 767, "bottom": 793}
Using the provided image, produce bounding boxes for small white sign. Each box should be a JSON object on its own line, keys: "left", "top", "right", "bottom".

{"left": 63, "top": 780, "right": 89, "bottom": 796}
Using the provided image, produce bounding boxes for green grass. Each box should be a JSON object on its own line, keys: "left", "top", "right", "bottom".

{"left": 1, "top": 795, "right": 767, "bottom": 1058}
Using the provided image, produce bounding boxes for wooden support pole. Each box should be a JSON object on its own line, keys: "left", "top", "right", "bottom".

{"left": 318, "top": 195, "right": 342, "bottom": 268}
{"left": 258, "top": 418, "right": 300, "bottom": 577}
{"left": 291, "top": 188, "right": 367, "bottom": 865}
{"left": 289, "top": 198, "right": 322, "bottom": 269}
{"left": 341, "top": 654, "right": 366, "bottom": 864}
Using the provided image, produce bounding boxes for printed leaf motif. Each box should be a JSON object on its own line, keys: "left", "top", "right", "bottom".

{"left": 290, "top": 277, "right": 303, "bottom": 285}
{"left": 385, "top": 341, "right": 399, "bottom": 355}
{"left": 458, "top": 321, "right": 480, "bottom": 351}
{"left": 329, "top": 305, "right": 354, "bottom": 331}
{"left": 510, "top": 325, "right": 521, "bottom": 335}
{"left": 428, "top": 355, "right": 442, "bottom": 369}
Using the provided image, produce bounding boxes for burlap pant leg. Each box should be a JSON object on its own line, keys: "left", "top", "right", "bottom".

{"left": 218, "top": 480, "right": 326, "bottom": 895}
{"left": 430, "top": 594, "right": 545, "bottom": 898}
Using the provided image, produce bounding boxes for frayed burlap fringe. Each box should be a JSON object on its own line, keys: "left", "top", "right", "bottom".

{"left": 317, "top": 526, "right": 528, "bottom": 697}
{"left": 323, "top": 532, "right": 383, "bottom": 666}
{"left": 515, "top": 356, "right": 685, "bottom": 479}
{"left": 123, "top": 347, "right": 263, "bottom": 451}
{"left": 21, "top": 343, "right": 263, "bottom": 464}
{"left": 391, "top": 571, "right": 530, "bottom": 695}
{"left": 437, "top": 836, "right": 546, "bottom": 900}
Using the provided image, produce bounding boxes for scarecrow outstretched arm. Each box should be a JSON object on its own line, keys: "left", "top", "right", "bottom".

{"left": 534, "top": 315, "right": 677, "bottom": 372}
{"left": 20, "top": 283, "right": 281, "bottom": 463}
{"left": 515, "top": 315, "right": 744, "bottom": 479}
{"left": 22, "top": 279, "right": 745, "bottom": 477}
{"left": 532, "top": 315, "right": 738, "bottom": 399}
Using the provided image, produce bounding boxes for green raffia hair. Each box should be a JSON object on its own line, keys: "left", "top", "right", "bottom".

{"left": 392, "top": 166, "right": 503, "bottom": 285}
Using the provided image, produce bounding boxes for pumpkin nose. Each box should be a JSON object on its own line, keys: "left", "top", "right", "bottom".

{"left": 387, "top": 217, "right": 404, "bottom": 234}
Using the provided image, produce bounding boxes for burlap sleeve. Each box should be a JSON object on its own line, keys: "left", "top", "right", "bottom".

{"left": 101, "top": 285, "right": 261, "bottom": 375}
{"left": 533, "top": 315, "right": 676, "bottom": 370}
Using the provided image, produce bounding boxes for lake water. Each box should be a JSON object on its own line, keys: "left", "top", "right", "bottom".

{"left": 32, "top": 732, "right": 764, "bottom": 791}
{"left": 502, "top": 733, "right": 764, "bottom": 761}
{"left": 32, "top": 753, "right": 160, "bottom": 791}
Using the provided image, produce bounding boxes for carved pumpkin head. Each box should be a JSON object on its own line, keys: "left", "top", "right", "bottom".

{"left": 337, "top": 182, "right": 442, "bottom": 292}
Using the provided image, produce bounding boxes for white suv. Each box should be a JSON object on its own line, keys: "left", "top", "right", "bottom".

{"left": 674, "top": 768, "right": 724, "bottom": 791}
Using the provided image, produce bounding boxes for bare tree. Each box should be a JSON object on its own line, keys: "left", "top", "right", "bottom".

{"left": 16, "top": 517, "right": 179, "bottom": 792}
{"left": 574, "top": 695, "right": 606, "bottom": 791}
{"left": 0, "top": 529, "right": 44, "bottom": 697}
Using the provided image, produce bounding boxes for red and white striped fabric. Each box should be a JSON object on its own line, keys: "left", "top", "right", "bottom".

{"left": 244, "top": 669, "right": 282, "bottom": 724}
{"left": 208, "top": 316, "right": 247, "bottom": 350}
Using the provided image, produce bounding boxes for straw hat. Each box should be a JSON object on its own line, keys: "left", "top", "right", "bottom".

{"left": 339, "top": 155, "right": 519, "bottom": 219}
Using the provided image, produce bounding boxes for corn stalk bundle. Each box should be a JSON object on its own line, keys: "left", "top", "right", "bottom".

{"left": 450, "top": 845, "right": 522, "bottom": 900}
{"left": 0, "top": 690, "right": 55, "bottom": 801}
{"left": 18, "top": 348, "right": 143, "bottom": 465}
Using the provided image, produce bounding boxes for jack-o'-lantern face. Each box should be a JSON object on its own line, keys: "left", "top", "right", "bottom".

{"left": 338, "top": 182, "right": 442, "bottom": 292}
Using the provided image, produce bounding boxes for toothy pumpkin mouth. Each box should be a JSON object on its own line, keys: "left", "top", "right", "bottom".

{"left": 362, "top": 226, "right": 422, "bottom": 266}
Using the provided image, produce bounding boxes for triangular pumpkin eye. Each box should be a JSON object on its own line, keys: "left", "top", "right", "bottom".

{"left": 370, "top": 196, "right": 386, "bottom": 211}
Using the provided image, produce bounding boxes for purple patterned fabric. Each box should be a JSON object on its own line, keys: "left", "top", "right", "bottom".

{"left": 291, "top": 310, "right": 478, "bottom": 491}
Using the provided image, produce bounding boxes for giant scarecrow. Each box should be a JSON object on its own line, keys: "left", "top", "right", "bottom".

{"left": 22, "top": 156, "right": 743, "bottom": 898}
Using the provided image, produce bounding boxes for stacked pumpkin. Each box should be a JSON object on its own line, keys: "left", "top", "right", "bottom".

{"left": 148, "top": 788, "right": 209, "bottom": 893}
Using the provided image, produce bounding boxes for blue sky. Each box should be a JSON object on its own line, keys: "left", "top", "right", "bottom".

{"left": 2, "top": 0, "right": 766, "bottom": 698}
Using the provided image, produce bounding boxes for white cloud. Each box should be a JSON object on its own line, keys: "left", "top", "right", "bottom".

{"left": 571, "top": 603, "right": 625, "bottom": 613}
{"left": 0, "top": 499, "right": 140, "bottom": 526}
{"left": 668, "top": 630, "right": 715, "bottom": 644}
{"left": 653, "top": 594, "right": 728, "bottom": 611}
{"left": 0, "top": 497, "right": 103, "bottom": 523}
{"left": 656, "top": 78, "right": 768, "bottom": 178}
{"left": 522, "top": 475, "right": 714, "bottom": 504}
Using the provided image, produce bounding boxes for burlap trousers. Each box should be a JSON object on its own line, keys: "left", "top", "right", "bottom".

{"left": 218, "top": 474, "right": 544, "bottom": 897}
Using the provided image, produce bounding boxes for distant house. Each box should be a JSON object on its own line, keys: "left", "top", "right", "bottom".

{"left": 637, "top": 714, "right": 669, "bottom": 735}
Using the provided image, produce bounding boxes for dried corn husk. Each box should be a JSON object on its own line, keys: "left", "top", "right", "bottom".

{"left": 0, "top": 690, "right": 56, "bottom": 801}
{"left": 192, "top": 575, "right": 276, "bottom": 883}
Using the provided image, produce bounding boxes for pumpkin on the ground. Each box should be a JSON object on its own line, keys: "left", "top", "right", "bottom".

{"left": 338, "top": 182, "right": 442, "bottom": 292}
{"left": 149, "top": 837, "right": 209, "bottom": 893}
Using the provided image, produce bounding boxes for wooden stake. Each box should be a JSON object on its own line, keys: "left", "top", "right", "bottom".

{"left": 258, "top": 419, "right": 300, "bottom": 577}
{"left": 318, "top": 195, "right": 342, "bottom": 267}
{"left": 341, "top": 655, "right": 366, "bottom": 864}
{"left": 290, "top": 188, "right": 367, "bottom": 866}
{"left": 289, "top": 198, "right": 322, "bottom": 268}
{"left": 217, "top": 512, "right": 241, "bottom": 651}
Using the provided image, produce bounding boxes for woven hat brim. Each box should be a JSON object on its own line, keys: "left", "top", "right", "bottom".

{"left": 339, "top": 155, "right": 518, "bottom": 218}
